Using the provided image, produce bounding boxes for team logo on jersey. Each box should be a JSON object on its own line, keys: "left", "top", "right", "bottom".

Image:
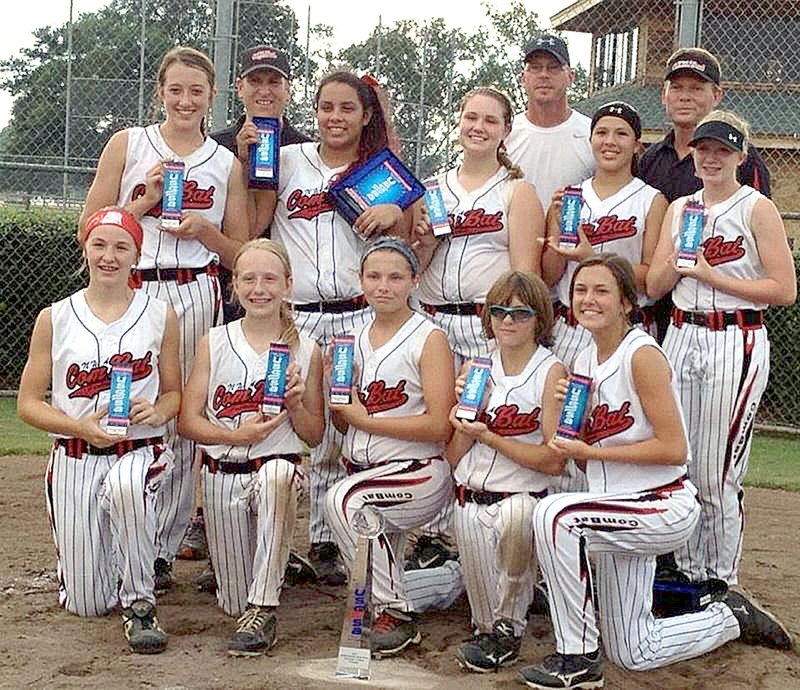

{"left": 584, "top": 401, "right": 635, "bottom": 444}
{"left": 485, "top": 404, "right": 541, "bottom": 436}
{"left": 450, "top": 208, "right": 504, "bottom": 236}
{"left": 581, "top": 215, "right": 638, "bottom": 245}
{"left": 701, "top": 235, "right": 745, "bottom": 266}
{"left": 66, "top": 352, "right": 153, "bottom": 399}
{"left": 212, "top": 382, "right": 265, "bottom": 419}
{"left": 358, "top": 380, "right": 409, "bottom": 414}
{"left": 132, "top": 180, "right": 216, "bottom": 217}
{"left": 286, "top": 189, "right": 334, "bottom": 220}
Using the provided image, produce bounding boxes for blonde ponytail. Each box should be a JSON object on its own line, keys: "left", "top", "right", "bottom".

{"left": 497, "top": 141, "right": 523, "bottom": 180}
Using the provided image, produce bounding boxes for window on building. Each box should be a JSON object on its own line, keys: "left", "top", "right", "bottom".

{"left": 593, "top": 27, "right": 638, "bottom": 91}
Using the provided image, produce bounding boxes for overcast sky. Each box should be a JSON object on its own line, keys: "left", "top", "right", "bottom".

{"left": 0, "top": 0, "right": 590, "bottom": 128}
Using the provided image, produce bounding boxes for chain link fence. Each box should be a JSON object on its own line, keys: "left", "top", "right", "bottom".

{"left": 1, "top": 0, "right": 798, "bottom": 429}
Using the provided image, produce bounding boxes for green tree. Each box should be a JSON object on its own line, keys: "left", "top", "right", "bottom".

{"left": 0, "top": 0, "right": 307, "bottom": 197}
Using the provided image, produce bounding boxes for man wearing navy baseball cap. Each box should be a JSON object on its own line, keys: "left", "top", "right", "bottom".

{"left": 505, "top": 34, "right": 595, "bottom": 209}
{"left": 639, "top": 47, "right": 770, "bottom": 203}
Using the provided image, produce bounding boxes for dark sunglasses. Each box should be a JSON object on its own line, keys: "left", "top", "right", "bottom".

{"left": 488, "top": 305, "right": 536, "bottom": 322}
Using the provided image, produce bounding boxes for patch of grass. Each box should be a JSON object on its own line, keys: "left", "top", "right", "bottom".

{"left": 1, "top": 398, "right": 51, "bottom": 455}
{"left": 1, "top": 398, "right": 798, "bottom": 489}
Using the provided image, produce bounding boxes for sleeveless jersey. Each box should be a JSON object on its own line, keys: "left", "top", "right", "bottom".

{"left": 201, "top": 321, "right": 315, "bottom": 461}
{"left": 453, "top": 346, "right": 559, "bottom": 493}
{"left": 344, "top": 312, "right": 444, "bottom": 466}
{"left": 418, "top": 167, "right": 515, "bottom": 304}
{"left": 555, "top": 177, "right": 660, "bottom": 307}
{"left": 573, "top": 329, "right": 687, "bottom": 494}
{"left": 270, "top": 142, "right": 365, "bottom": 304}
{"left": 50, "top": 289, "right": 167, "bottom": 440}
{"left": 671, "top": 186, "right": 767, "bottom": 311}
{"left": 118, "top": 124, "right": 233, "bottom": 270}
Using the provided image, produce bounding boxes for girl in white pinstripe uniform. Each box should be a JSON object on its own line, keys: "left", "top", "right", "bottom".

{"left": 18, "top": 207, "right": 181, "bottom": 654}
{"left": 648, "top": 112, "right": 796, "bottom": 588}
{"left": 325, "top": 238, "right": 456, "bottom": 658}
{"left": 80, "top": 47, "right": 250, "bottom": 588}
{"left": 518, "top": 255, "right": 791, "bottom": 690}
{"left": 263, "top": 72, "right": 412, "bottom": 583}
{"left": 447, "top": 271, "right": 566, "bottom": 673}
{"left": 179, "top": 239, "right": 324, "bottom": 656}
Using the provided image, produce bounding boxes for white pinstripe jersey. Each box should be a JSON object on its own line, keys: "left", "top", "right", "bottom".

{"left": 118, "top": 125, "right": 233, "bottom": 270}
{"left": 671, "top": 186, "right": 767, "bottom": 311}
{"left": 271, "top": 143, "right": 365, "bottom": 304}
{"left": 573, "top": 329, "right": 687, "bottom": 494}
{"left": 344, "top": 312, "right": 444, "bottom": 466}
{"left": 201, "top": 320, "right": 315, "bottom": 461}
{"left": 555, "top": 177, "right": 660, "bottom": 307}
{"left": 453, "top": 346, "right": 559, "bottom": 493}
{"left": 50, "top": 289, "right": 167, "bottom": 440}
{"left": 417, "top": 167, "right": 514, "bottom": 304}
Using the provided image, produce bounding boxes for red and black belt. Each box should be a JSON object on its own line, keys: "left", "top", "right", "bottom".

{"left": 54, "top": 436, "right": 164, "bottom": 459}
{"left": 130, "top": 262, "right": 219, "bottom": 287}
{"left": 201, "top": 451, "right": 302, "bottom": 474}
{"left": 420, "top": 302, "right": 484, "bottom": 317}
{"left": 555, "top": 301, "right": 655, "bottom": 328}
{"left": 294, "top": 294, "right": 369, "bottom": 314}
{"left": 455, "top": 484, "right": 548, "bottom": 507}
{"left": 671, "top": 307, "right": 763, "bottom": 331}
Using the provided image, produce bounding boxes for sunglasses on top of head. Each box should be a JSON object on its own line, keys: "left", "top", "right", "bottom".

{"left": 488, "top": 305, "right": 536, "bottom": 322}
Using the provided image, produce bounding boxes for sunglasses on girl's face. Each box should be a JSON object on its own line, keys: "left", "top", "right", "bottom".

{"left": 488, "top": 305, "right": 536, "bottom": 322}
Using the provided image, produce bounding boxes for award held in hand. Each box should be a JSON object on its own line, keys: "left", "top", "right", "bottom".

{"left": 328, "top": 148, "right": 425, "bottom": 226}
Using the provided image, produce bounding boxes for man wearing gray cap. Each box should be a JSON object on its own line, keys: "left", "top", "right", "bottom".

{"left": 505, "top": 34, "right": 595, "bottom": 210}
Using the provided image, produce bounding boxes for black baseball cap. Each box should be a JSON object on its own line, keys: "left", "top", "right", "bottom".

{"left": 688, "top": 120, "right": 745, "bottom": 152}
{"left": 238, "top": 46, "right": 291, "bottom": 80}
{"left": 524, "top": 34, "right": 570, "bottom": 66}
{"left": 665, "top": 50, "right": 720, "bottom": 85}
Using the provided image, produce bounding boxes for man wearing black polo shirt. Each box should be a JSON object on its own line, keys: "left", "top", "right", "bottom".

{"left": 640, "top": 47, "right": 770, "bottom": 203}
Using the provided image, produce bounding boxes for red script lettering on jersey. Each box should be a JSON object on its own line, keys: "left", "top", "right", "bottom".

{"left": 132, "top": 180, "right": 216, "bottom": 217}
{"left": 584, "top": 401, "right": 635, "bottom": 445}
{"left": 212, "top": 381, "right": 266, "bottom": 419}
{"left": 66, "top": 352, "right": 154, "bottom": 399}
{"left": 286, "top": 189, "right": 334, "bottom": 220}
{"left": 581, "top": 215, "right": 637, "bottom": 245}
{"left": 701, "top": 235, "right": 745, "bottom": 266}
{"left": 358, "top": 380, "right": 409, "bottom": 414}
{"left": 450, "top": 209, "right": 504, "bottom": 236}
{"left": 486, "top": 404, "right": 541, "bottom": 436}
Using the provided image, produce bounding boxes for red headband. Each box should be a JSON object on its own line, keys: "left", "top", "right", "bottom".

{"left": 83, "top": 207, "right": 143, "bottom": 251}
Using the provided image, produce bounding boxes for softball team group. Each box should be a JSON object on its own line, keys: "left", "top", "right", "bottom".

{"left": 17, "top": 33, "right": 795, "bottom": 690}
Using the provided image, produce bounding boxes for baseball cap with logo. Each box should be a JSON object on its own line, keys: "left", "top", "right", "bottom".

{"left": 665, "top": 49, "right": 721, "bottom": 85}
{"left": 524, "top": 34, "right": 570, "bottom": 66}
{"left": 688, "top": 120, "right": 745, "bottom": 152}
{"left": 238, "top": 45, "right": 291, "bottom": 80}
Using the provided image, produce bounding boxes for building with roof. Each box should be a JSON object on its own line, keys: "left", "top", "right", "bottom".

{"left": 552, "top": 0, "right": 800, "bottom": 235}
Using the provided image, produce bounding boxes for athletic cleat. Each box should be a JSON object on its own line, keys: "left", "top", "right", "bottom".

{"left": 518, "top": 651, "right": 604, "bottom": 689}
{"left": 176, "top": 515, "right": 208, "bottom": 560}
{"left": 196, "top": 562, "right": 217, "bottom": 594}
{"left": 527, "top": 581, "right": 550, "bottom": 618}
{"left": 456, "top": 619, "right": 521, "bottom": 673}
{"left": 404, "top": 535, "right": 458, "bottom": 570}
{"left": 122, "top": 600, "right": 168, "bottom": 654}
{"left": 284, "top": 550, "right": 318, "bottom": 585}
{"left": 371, "top": 608, "right": 422, "bottom": 658}
{"left": 308, "top": 542, "right": 347, "bottom": 586}
{"left": 153, "top": 557, "right": 173, "bottom": 594}
{"left": 725, "top": 588, "right": 793, "bottom": 650}
{"left": 228, "top": 605, "right": 278, "bottom": 657}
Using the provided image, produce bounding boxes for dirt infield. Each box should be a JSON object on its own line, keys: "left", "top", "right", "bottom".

{"left": 1, "top": 454, "right": 798, "bottom": 689}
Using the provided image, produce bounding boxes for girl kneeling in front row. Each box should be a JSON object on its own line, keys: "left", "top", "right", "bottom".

{"left": 179, "top": 239, "right": 324, "bottom": 656}
{"left": 447, "top": 271, "right": 566, "bottom": 673}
